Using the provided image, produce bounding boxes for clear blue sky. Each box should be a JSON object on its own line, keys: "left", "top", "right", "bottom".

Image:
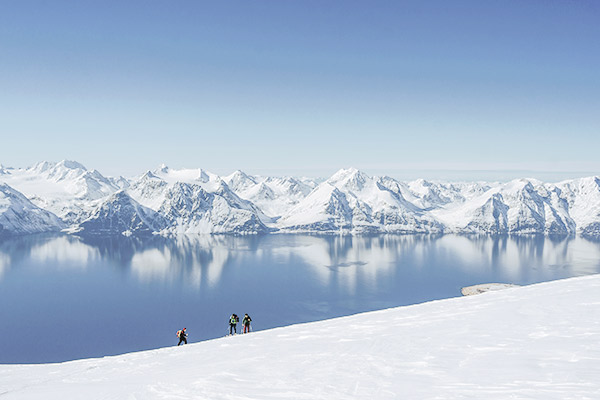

{"left": 1, "top": 1, "right": 599, "bottom": 180}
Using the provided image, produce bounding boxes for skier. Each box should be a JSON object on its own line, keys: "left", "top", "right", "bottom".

{"left": 177, "top": 327, "right": 188, "bottom": 346}
{"left": 229, "top": 314, "right": 239, "bottom": 335}
{"left": 242, "top": 313, "right": 252, "bottom": 333}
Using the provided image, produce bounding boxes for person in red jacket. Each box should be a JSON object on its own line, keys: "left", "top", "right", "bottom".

{"left": 177, "top": 328, "right": 188, "bottom": 345}
{"left": 242, "top": 314, "right": 252, "bottom": 333}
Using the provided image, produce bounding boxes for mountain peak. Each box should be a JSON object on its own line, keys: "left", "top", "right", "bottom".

{"left": 29, "top": 161, "right": 56, "bottom": 173}
{"left": 225, "top": 170, "right": 257, "bottom": 191}
{"left": 330, "top": 167, "right": 360, "bottom": 178}
{"left": 327, "top": 167, "right": 369, "bottom": 191}
{"left": 226, "top": 170, "right": 252, "bottom": 182}
{"left": 28, "top": 160, "right": 87, "bottom": 175}
{"left": 232, "top": 169, "right": 250, "bottom": 177}
{"left": 504, "top": 178, "right": 537, "bottom": 193}
{"left": 139, "top": 171, "right": 162, "bottom": 181}
{"left": 157, "top": 163, "right": 169, "bottom": 173}
{"left": 57, "top": 160, "right": 87, "bottom": 171}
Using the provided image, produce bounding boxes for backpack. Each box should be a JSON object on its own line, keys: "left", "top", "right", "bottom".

{"left": 177, "top": 330, "right": 182, "bottom": 338}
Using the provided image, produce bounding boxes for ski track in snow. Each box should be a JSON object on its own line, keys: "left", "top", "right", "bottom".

{"left": 1, "top": 275, "right": 600, "bottom": 399}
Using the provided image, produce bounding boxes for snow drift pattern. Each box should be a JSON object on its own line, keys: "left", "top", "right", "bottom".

{"left": 0, "top": 161, "right": 599, "bottom": 236}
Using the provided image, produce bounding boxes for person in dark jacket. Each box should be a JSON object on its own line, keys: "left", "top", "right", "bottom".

{"left": 242, "top": 314, "right": 252, "bottom": 333}
{"left": 177, "top": 328, "right": 188, "bottom": 345}
{"left": 229, "top": 314, "right": 239, "bottom": 335}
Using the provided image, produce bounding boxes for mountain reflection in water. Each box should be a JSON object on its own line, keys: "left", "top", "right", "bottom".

{"left": 1, "top": 233, "right": 599, "bottom": 363}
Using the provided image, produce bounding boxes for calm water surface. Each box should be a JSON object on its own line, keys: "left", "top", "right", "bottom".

{"left": 1, "top": 234, "right": 599, "bottom": 363}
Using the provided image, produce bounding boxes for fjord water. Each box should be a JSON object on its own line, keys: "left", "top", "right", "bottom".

{"left": 1, "top": 234, "right": 599, "bottom": 364}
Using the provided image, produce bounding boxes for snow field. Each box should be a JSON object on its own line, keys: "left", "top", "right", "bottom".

{"left": 2, "top": 274, "right": 600, "bottom": 399}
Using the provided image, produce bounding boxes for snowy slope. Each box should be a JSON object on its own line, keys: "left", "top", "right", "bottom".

{"left": 2, "top": 274, "right": 599, "bottom": 399}
{"left": 0, "top": 184, "right": 64, "bottom": 235}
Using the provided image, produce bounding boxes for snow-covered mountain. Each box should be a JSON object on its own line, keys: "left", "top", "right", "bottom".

{"left": 122, "top": 166, "right": 271, "bottom": 235}
{"left": 76, "top": 191, "right": 166, "bottom": 236}
{"left": 0, "top": 160, "right": 120, "bottom": 224}
{"left": 556, "top": 176, "right": 600, "bottom": 236}
{"left": 278, "top": 169, "right": 441, "bottom": 233}
{"left": 400, "top": 178, "right": 491, "bottom": 210}
{"left": 1, "top": 161, "right": 600, "bottom": 236}
{"left": 224, "top": 171, "right": 316, "bottom": 217}
{"left": 431, "top": 179, "right": 576, "bottom": 234}
{"left": 2, "top": 274, "right": 599, "bottom": 399}
{"left": 156, "top": 182, "right": 269, "bottom": 234}
{"left": 0, "top": 183, "right": 64, "bottom": 236}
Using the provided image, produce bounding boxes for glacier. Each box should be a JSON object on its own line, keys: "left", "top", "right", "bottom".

{"left": 0, "top": 161, "right": 599, "bottom": 237}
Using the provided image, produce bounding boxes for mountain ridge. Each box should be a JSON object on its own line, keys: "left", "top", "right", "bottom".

{"left": 0, "top": 161, "right": 599, "bottom": 237}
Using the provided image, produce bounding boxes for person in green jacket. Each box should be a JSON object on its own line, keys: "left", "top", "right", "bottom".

{"left": 242, "top": 314, "right": 252, "bottom": 333}
{"left": 229, "top": 313, "right": 239, "bottom": 335}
